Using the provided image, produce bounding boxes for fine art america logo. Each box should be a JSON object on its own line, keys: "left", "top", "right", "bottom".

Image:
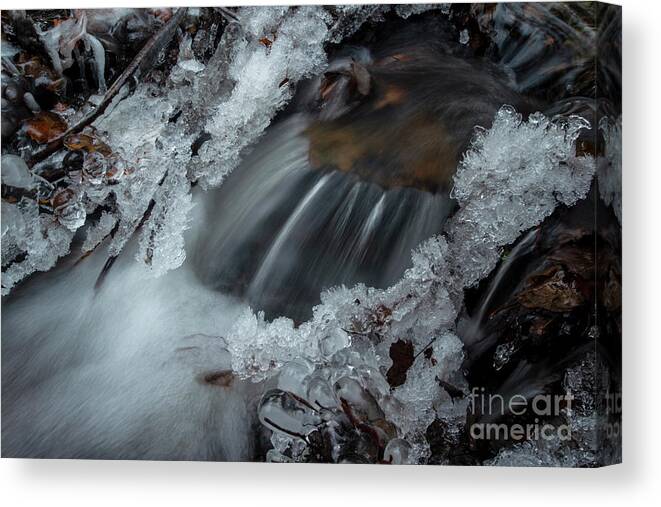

{"left": 468, "top": 388, "right": 623, "bottom": 442}
{"left": 468, "top": 387, "right": 575, "bottom": 442}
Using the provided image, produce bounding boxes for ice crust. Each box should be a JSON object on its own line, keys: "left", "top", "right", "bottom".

{"left": 2, "top": 198, "right": 75, "bottom": 294}
{"left": 448, "top": 107, "right": 595, "bottom": 287}
{"left": 598, "top": 116, "right": 622, "bottom": 223}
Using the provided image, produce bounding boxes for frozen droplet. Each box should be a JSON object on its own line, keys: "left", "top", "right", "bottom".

{"left": 85, "top": 183, "right": 110, "bottom": 204}
{"left": 258, "top": 390, "right": 320, "bottom": 439}
{"left": 106, "top": 157, "right": 126, "bottom": 184}
{"left": 334, "top": 376, "right": 384, "bottom": 423}
{"left": 493, "top": 341, "right": 518, "bottom": 371}
{"left": 56, "top": 199, "right": 86, "bottom": 231}
{"left": 1, "top": 154, "right": 35, "bottom": 189}
{"left": 277, "top": 359, "right": 315, "bottom": 398}
{"left": 50, "top": 186, "right": 77, "bottom": 209}
{"left": 306, "top": 374, "right": 337, "bottom": 409}
{"left": 63, "top": 150, "right": 85, "bottom": 182}
{"left": 83, "top": 152, "right": 107, "bottom": 185}
{"left": 319, "top": 328, "right": 350, "bottom": 357}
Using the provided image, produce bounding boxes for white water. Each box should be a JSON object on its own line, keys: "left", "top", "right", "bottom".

{"left": 1, "top": 192, "right": 259, "bottom": 460}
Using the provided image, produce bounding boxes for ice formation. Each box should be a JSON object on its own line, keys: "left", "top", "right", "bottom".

{"left": 1, "top": 154, "right": 35, "bottom": 188}
{"left": 2, "top": 197, "right": 75, "bottom": 294}
{"left": 38, "top": 11, "right": 108, "bottom": 92}
{"left": 487, "top": 354, "right": 608, "bottom": 467}
{"left": 448, "top": 107, "right": 595, "bottom": 287}
{"left": 81, "top": 211, "right": 117, "bottom": 253}
{"left": 598, "top": 116, "right": 622, "bottom": 223}
{"left": 459, "top": 29, "right": 470, "bottom": 45}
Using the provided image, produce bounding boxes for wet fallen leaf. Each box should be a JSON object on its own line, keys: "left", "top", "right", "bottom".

{"left": 517, "top": 265, "right": 585, "bottom": 312}
{"left": 63, "top": 132, "right": 112, "bottom": 156}
{"left": 24, "top": 111, "right": 68, "bottom": 144}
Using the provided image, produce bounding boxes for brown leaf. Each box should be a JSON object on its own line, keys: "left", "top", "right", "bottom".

{"left": 63, "top": 132, "right": 112, "bottom": 156}
{"left": 517, "top": 266, "right": 585, "bottom": 312}
{"left": 24, "top": 112, "right": 67, "bottom": 144}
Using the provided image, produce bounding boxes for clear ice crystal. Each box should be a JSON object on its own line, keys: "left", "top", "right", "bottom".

{"left": 135, "top": 166, "right": 193, "bottom": 276}
{"left": 196, "top": 6, "right": 334, "bottom": 187}
{"left": 394, "top": 4, "right": 443, "bottom": 20}
{"left": 1, "top": 154, "right": 35, "bottom": 189}
{"left": 1, "top": 198, "right": 75, "bottom": 295}
{"left": 459, "top": 29, "right": 470, "bottom": 45}
{"left": 82, "top": 211, "right": 117, "bottom": 253}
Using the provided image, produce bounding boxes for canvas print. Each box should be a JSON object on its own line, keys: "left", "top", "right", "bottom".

{"left": 1, "top": 3, "right": 621, "bottom": 466}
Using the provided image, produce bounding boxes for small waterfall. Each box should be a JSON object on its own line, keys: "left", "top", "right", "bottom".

{"left": 247, "top": 173, "right": 333, "bottom": 297}
{"left": 193, "top": 114, "right": 455, "bottom": 321}
{"left": 460, "top": 228, "right": 539, "bottom": 347}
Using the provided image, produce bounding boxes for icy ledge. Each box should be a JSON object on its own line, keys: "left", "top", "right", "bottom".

{"left": 228, "top": 106, "right": 595, "bottom": 463}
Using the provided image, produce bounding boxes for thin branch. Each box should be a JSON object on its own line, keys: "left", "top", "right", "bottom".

{"left": 215, "top": 7, "right": 240, "bottom": 24}
{"left": 93, "top": 169, "right": 169, "bottom": 290}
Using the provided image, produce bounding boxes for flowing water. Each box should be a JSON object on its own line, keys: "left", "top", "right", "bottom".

{"left": 1, "top": 5, "right": 620, "bottom": 461}
{"left": 193, "top": 14, "right": 533, "bottom": 321}
{"left": 192, "top": 115, "right": 455, "bottom": 322}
